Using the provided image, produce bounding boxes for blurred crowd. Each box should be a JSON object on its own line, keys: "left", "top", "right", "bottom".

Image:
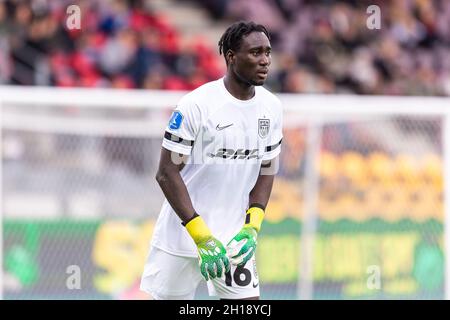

{"left": 1, "top": 0, "right": 450, "bottom": 96}
{"left": 195, "top": 0, "right": 450, "bottom": 96}
{"left": 0, "top": 0, "right": 223, "bottom": 89}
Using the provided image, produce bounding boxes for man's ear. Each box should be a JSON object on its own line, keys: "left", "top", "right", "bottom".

{"left": 226, "top": 49, "right": 235, "bottom": 65}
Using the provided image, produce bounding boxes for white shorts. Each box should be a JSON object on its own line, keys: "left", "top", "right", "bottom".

{"left": 140, "top": 246, "right": 260, "bottom": 300}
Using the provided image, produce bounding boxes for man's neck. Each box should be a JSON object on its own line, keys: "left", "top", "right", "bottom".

{"left": 224, "top": 73, "right": 255, "bottom": 101}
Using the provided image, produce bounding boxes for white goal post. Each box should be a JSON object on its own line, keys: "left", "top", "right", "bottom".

{"left": 1, "top": 85, "right": 450, "bottom": 300}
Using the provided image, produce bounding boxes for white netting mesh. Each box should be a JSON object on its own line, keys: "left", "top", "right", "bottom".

{"left": 1, "top": 87, "right": 449, "bottom": 299}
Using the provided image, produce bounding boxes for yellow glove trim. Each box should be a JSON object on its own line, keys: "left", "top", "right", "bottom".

{"left": 245, "top": 206, "right": 265, "bottom": 233}
{"left": 185, "top": 216, "right": 212, "bottom": 244}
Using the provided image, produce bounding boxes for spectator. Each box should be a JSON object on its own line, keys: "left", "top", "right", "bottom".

{"left": 2, "top": 0, "right": 450, "bottom": 96}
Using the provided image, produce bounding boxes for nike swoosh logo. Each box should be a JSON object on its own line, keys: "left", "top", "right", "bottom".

{"left": 216, "top": 123, "right": 233, "bottom": 131}
{"left": 252, "top": 282, "right": 259, "bottom": 288}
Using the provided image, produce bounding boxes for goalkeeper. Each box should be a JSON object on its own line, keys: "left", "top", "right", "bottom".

{"left": 140, "top": 21, "right": 283, "bottom": 300}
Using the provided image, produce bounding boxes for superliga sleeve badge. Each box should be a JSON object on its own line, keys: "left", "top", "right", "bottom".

{"left": 168, "top": 111, "right": 184, "bottom": 130}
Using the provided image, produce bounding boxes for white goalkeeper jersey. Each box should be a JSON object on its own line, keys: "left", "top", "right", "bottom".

{"left": 151, "top": 77, "right": 283, "bottom": 257}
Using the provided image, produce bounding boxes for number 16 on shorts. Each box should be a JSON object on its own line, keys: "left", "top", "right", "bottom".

{"left": 209, "top": 257, "right": 260, "bottom": 299}
{"left": 225, "top": 260, "right": 259, "bottom": 288}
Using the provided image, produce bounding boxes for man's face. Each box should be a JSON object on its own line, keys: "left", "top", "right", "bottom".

{"left": 229, "top": 31, "right": 272, "bottom": 86}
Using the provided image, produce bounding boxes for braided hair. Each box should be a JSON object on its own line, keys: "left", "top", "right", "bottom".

{"left": 218, "top": 21, "right": 270, "bottom": 66}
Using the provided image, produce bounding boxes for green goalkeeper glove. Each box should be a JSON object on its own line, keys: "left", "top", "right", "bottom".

{"left": 185, "top": 215, "right": 230, "bottom": 281}
{"left": 227, "top": 205, "right": 265, "bottom": 267}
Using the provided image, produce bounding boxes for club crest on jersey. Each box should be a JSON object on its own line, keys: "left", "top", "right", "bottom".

{"left": 258, "top": 119, "right": 270, "bottom": 138}
{"left": 168, "top": 111, "right": 183, "bottom": 130}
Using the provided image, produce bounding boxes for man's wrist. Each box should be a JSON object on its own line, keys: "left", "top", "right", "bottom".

{"left": 185, "top": 215, "right": 212, "bottom": 244}
{"left": 181, "top": 212, "right": 199, "bottom": 226}
{"left": 245, "top": 204, "right": 265, "bottom": 233}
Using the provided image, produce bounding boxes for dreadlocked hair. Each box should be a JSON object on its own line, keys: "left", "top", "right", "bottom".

{"left": 218, "top": 21, "right": 270, "bottom": 65}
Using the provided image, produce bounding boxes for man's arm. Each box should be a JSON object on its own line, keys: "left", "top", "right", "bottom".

{"left": 155, "top": 147, "right": 196, "bottom": 224}
{"left": 226, "top": 156, "right": 279, "bottom": 267}
{"left": 155, "top": 146, "right": 230, "bottom": 280}
{"left": 248, "top": 157, "right": 278, "bottom": 208}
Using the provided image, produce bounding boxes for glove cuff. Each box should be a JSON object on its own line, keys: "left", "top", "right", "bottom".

{"left": 245, "top": 205, "right": 265, "bottom": 233}
{"left": 185, "top": 215, "right": 212, "bottom": 244}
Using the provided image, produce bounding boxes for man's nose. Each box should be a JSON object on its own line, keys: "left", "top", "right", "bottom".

{"left": 260, "top": 54, "right": 270, "bottom": 66}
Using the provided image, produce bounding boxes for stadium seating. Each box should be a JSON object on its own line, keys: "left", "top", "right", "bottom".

{"left": 2, "top": 0, "right": 450, "bottom": 96}
{"left": 266, "top": 150, "right": 443, "bottom": 223}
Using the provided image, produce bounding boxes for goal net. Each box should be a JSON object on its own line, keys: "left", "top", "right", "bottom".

{"left": 1, "top": 86, "right": 449, "bottom": 299}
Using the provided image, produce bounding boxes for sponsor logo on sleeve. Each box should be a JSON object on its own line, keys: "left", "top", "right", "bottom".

{"left": 168, "top": 111, "right": 184, "bottom": 130}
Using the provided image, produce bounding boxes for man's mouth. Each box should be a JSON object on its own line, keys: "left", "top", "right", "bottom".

{"left": 257, "top": 69, "right": 268, "bottom": 78}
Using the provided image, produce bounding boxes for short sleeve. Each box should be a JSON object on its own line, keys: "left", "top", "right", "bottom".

{"left": 262, "top": 100, "right": 283, "bottom": 161}
{"left": 162, "top": 95, "right": 201, "bottom": 155}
